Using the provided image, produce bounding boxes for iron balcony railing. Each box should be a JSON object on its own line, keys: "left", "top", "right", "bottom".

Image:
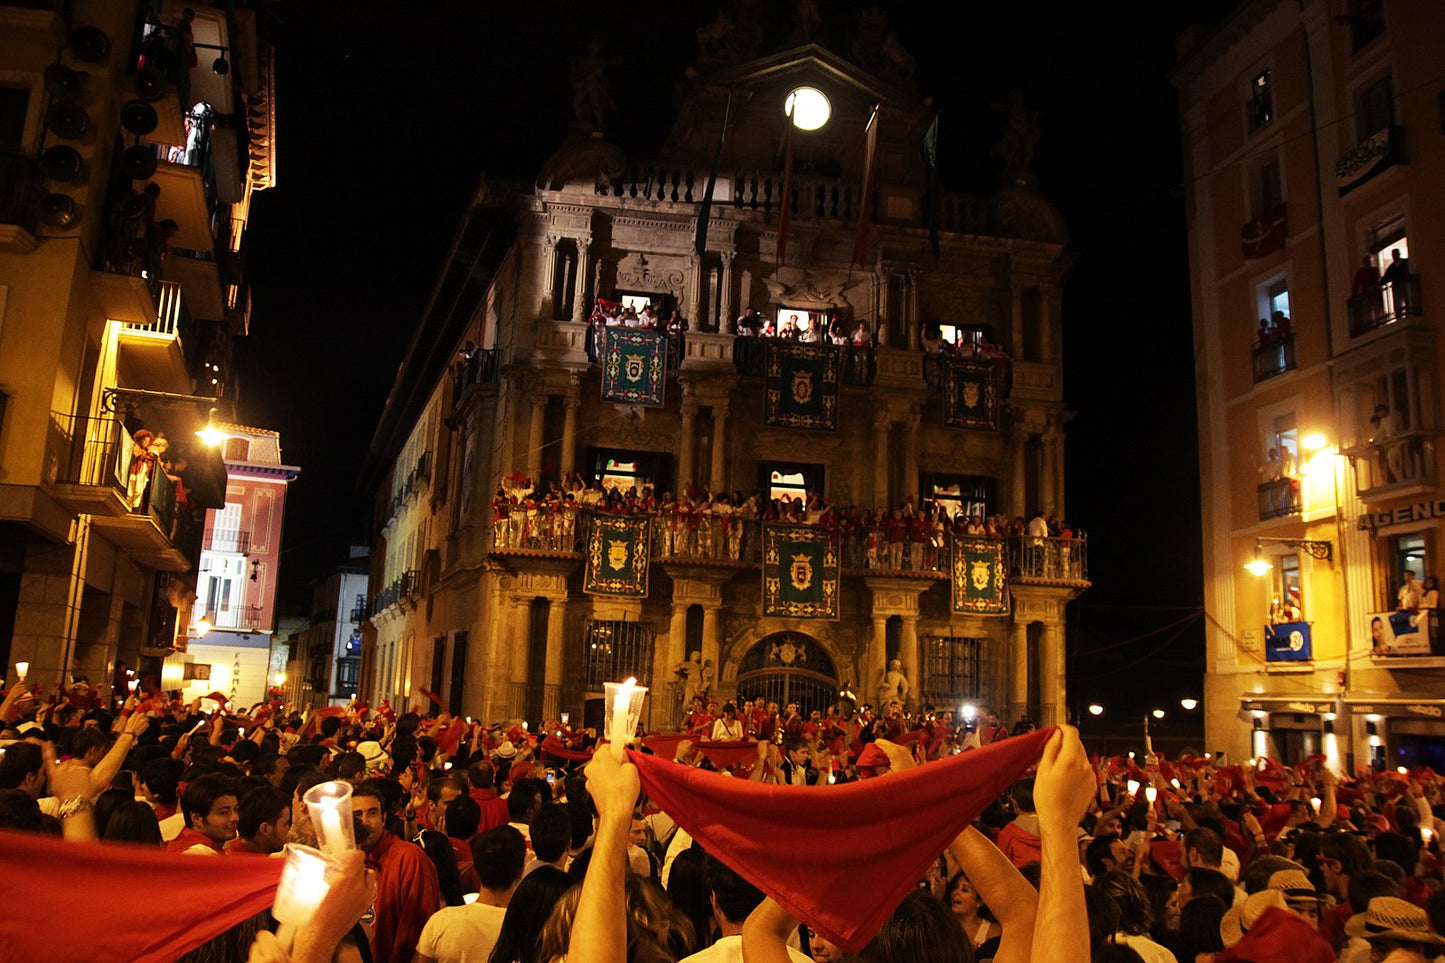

{"left": 453, "top": 348, "right": 501, "bottom": 401}
{"left": 207, "top": 528, "right": 251, "bottom": 553}
{"left": 1348, "top": 275, "right": 1421, "bottom": 337}
{"left": 1257, "top": 477, "right": 1301, "bottom": 521}
{"left": 1344, "top": 429, "right": 1437, "bottom": 497}
{"left": 1007, "top": 535, "right": 1089, "bottom": 582}
{"left": 730, "top": 337, "right": 876, "bottom": 386}
{"left": 45, "top": 411, "right": 181, "bottom": 534}
{"left": 206, "top": 604, "right": 263, "bottom": 631}
{"left": 369, "top": 570, "right": 419, "bottom": 615}
{"left": 1252, "top": 332, "right": 1296, "bottom": 382}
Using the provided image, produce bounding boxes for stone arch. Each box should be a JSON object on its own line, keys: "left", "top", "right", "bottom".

{"left": 732, "top": 630, "right": 840, "bottom": 718}
{"left": 719, "top": 617, "right": 854, "bottom": 688}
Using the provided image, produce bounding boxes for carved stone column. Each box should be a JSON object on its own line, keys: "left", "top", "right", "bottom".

{"left": 542, "top": 233, "right": 559, "bottom": 320}
{"left": 561, "top": 389, "right": 581, "bottom": 477}
{"left": 709, "top": 402, "right": 729, "bottom": 493}
{"left": 1041, "top": 418, "right": 1058, "bottom": 516}
{"left": 1008, "top": 620, "right": 1029, "bottom": 726}
{"left": 718, "top": 252, "right": 735, "bottom": 333}
{"left": 678, "top": 386, "right": 699, "bottom": 492}
{"left": 738, "top": 267, "right": 752, "bottom": 316}
{"left": 1039, "top": 621, "right": 1064, "bottom": 727}
{"left": 1011, "top": 419, "right": 1027, "bottom": 519}
{"left": 511, "top": 596, "right": 531, "bottom": 716}
{"left": 899, "top": 615, "right": 919, "bottom": 710}
{"left": 906, "top": 270, "right": 920, "bottom": 349}
{"left": 1049, "top": 425, "right": 1065, "bottom": 519}
{"left": 904, "top": 409, "right": 920, "bottom": 488}
{"left": 871, "top": 615, "right": 888, "bottom": 696}
{"left": 685, "top": 252, "right": 702, "bottom": 326}
{"left": 668, "top": 603, "right": 689, "bottom": 672}
{"left": 873, "top": 409, "right": 892, "bottom": 510}
{"left": 700, "top": 604, "right": 721, "bottom": 677}
{"left": 571, "top": 237, "right": 591, "bottom": 323}
{"left": 543, "top": 598, "right": 565, "bottom": 721}
{"left": 527, "top": 393, "right": 548, "bottom": 480}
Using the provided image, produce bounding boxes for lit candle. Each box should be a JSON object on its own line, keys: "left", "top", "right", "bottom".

{"left": 1144, "top": 786, "right": 1158, "bottom": 805}
{"left": 15, "top": 662, "right": 27, "bottom": 682}
{"left": 1170, "top": 778, "right": 1181, "bottom": 789}
{"left": 1127, "top": 779, "right": 1140, "bottom": 797}
{"left": 316, "top": 800, "right": 346, "bottom": 858}
{"left": 522, "top": 721, "right": 528, "bottom": 732}
{"left": 609, "top": 677, "right": 636, "bottom": 761}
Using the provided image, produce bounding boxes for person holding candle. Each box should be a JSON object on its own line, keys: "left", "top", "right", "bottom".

{"left": 351, "top": 778, "right": 443, "bottom": 963}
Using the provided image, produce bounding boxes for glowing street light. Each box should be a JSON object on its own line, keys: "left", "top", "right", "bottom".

{"left": 1087, "top": 704, "right": 1104, "bottom": 716}
{"left": 1180, "top": 698, "right": 1199, "bottom": 711}
{"left": 784, "top": 86, "right": 831, "bottom": 130}
{"left": 1152, "top": 709, "right": 1166, "bottom": 719}
{"left": 194, "top": 617, "right": 212, "bottom": 637}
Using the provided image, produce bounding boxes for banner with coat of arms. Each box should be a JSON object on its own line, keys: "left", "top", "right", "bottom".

{"left": 765, "top": 342, "right": 838, "bottom": 431}
{"left": 950, "top": 537, "right": 1009, "bottom": 616}
{"left": 601, "top": 329, "right": 667, "bottom": 407}
{"left": 583, "top": 515, "right": 651, "bottom": 597}
{"left": 943, "top": 357, "right": 999, "bottom": 431}
{"left": 761, "top": 524, "right": 839, "bottom": 619}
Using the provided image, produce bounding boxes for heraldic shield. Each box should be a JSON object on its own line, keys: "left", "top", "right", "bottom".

{"left": 601, "top": 328, "right": 667, "bottom": 407}
{"left": 584, "top": 514, "right": 651, "bottom": 597}
{"left": 762, "top": 523, "right": 839, "bottom": 619}
{"left": 943, "top": 357, "right": 1000, "bottom": 431}
{"left": 765, "top": 341, "right": 839, "bottom": 431}
{"left": 950, "top": 536, "right": 1009, "bottom": 615}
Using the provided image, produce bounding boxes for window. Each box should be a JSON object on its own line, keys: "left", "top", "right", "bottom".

{"left": 1348, "top": 0, "right": 1385, "bottom": 52}
{"left": 1255, "top": 158, "right": 1283, "bottom": 218}
{"left": 583, "top": 620, "right": 655, "bottom": 690}
{"left": 921, "top": 473, "right": 995, "bottom": 520}
{"left": 1270, "top": 412, "right": 1298, "bottom": 469}
{"left": 1249, "top": 70, "right": 1273, "bottom": 131}
{"left": 936, "top": 323, "right": 994, "bottom": 350}
{"left": 1393, "top": 533, "right": 1427, "bottom": 592}
{"left": 223, "top": 437, "right": 250, "bottom": 461}
{"left": 586, "top": 447, "right": 669, "bottom": 494}
{"left": 1358, "top": 74, "right": 1395, "bottom": 140}
{"left": 211, "top": 502, "right": 243, "bottom": 551}
{"left": 920, "top": 636, "right": 983, "bottom": 705}
{"left": 1271, "top": 554, "right": 1303, "bottom": 621}
{"left": 759, "top": 461, "right": 824, "bottom": 504}
{"left": 1265, "top": 278, "right": 1290, "bottom": 322}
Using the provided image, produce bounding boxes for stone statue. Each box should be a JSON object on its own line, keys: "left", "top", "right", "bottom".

{"left": 790, "top": 0, "right": 821, "bottom": 44}
{"left": 699, "top": 658, "right": 715, "bottom": 700}
{"left": 877, "top": 658, "right": 909, "bottom": 706}
{"left": 570, "top": 39, "right": 615, "bottom": 128}
{"left": 992, "top": 89, "right": 1040, "bottom": 176}
{"left": 675, "top": 650, "right": 703, "bottom": 706}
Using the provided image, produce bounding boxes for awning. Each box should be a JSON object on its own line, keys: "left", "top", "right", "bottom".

{"left": 1342, "top": 693, "right": 1445, "bottom": 719}
{"left": 1239, "top": 694, "right": 1337, "bottom": 715}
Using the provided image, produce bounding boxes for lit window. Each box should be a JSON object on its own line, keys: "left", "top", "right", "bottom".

{"left": 1249, "top": 71, "right": 1273, "bottom": 130}
{"left": 770, "top": 470, "right": 807, "bottom": 504}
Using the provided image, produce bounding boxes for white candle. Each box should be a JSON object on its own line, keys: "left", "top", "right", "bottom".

{"left": 1127, "top": 779, "right": 1140, "bottom": 797}
{"left": 1145, "top": 786, "right": 1158, "bottom": 804}
{"left": 609, "top": 677, "right": 636, "bottom": 761}
{"left": 15, "top": 662, "right": 27, "bottom": 682}
{"left": 317, "top": 801, "right": 346, "bottom": 857}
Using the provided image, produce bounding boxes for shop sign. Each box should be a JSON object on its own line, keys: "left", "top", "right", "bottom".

{"left": 1359, "top": 499, "right": 1445, "bottom": 532}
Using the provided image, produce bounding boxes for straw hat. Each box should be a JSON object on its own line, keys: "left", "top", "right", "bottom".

{"left": 1221, "top": 889, "right": 1288, "bottom": 947}
{"left": 493, "top": 740, "right": 518, "bottom": 760}
{"left": 1344, "top": 896, "right": 1445, "bottom": 946}
{"left": 1267, "top": 869, "right": 1334, "bottom": 907}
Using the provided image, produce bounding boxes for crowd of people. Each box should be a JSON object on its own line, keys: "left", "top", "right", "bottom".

{"left": 9, "top": 670, "right": 1445, "bottom": 963}
{"left": 489, "top": 472, "right": 1084, "bottom": 578}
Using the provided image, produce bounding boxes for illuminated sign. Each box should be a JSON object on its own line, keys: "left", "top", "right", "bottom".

{"left": 1359, "top": 499, "right": 1445, "bottom": 531}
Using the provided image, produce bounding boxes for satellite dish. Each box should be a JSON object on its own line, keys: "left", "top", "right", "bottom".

{"left": 39, "top": 145, "right": 84, "bottom": 182}
{"left": 119, "top": 100, "right": 158, "bottom": 136}
{"left": 120, "top": 144, "right": 158, "bottom": 180}
{"left": 43, "top": 64, "right": 86, "bottom": 100}
{"left": 38, "top": 193, "right": 79, "bottom": 228}
{"left": 45, "top": 103, "right": 90, "bottom": 139}
{"left": 133, "top": 66, "right": 167, "bottom": 102}
{"left": 68, "top": 25, "right": 111, "bottom": 64}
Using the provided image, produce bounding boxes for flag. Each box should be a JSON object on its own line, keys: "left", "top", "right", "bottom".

{"left": 942, "top": 357, "right": 1000, "bottom": 431}
{"left": 583, "top": 513, "right": 651, "bottom": 597}
{"left": 921, "top": 112, "right": 940, "bottom": 262}
{"left": 776, "top": 113, "right": 795, "bottom": 266}
{"left": 765, "top": 341, "right": 839, "bottom": 431}
{"left": 600, "top": 328, "right": 667, "bottom": 406}
{"left": 851, "top": 103, "right": 879, "bottom": 272}
{"left": 1240, "top": 202, "right": 1287, "bottom": 259}
{"left": 951, "top": 537, "right": 1009, "bottom": 616}
{"left": 762, "top": 523, "right": 839, "bottom": 619}
{"left": 695, "top": 87, "right": 733, "bottom": 258}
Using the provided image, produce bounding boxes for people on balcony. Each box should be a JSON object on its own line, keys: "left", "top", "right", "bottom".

{"left": 1351, "top": 255, "right": 1380, "bottom": 298}
{"left": 1253, "top": 445, "right": 1301, "bottom": 516}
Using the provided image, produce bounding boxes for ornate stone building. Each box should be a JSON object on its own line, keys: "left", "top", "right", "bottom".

{"left": 360, "top": 17, "right": 1086, "bottom": 731}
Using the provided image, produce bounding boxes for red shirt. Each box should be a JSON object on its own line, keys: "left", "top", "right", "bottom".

{"left": 165, "top": 828, "right": 226, "bottom": 854}
{"left": 470, "top": 787, "right": 510, "bottom": 835}
{"left": 995, "top": 821, "right": 1042, "bottom": 869}
{"left": 227, "top": 837, "right": 265, "bottom": 856}
{"left": 364, "top": 830, "right": 442, "bottom": 963}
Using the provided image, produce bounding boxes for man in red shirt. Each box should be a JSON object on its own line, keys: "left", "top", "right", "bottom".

{"left": 994, "top": 779, "right": 1042, "bottom": 868}
{"left": 166, "top": 773, "right": 239, "bottom": 855}
{"left": 354, "top": 778, "right": 442, "bottom": 963}
{"left": 229, "top": 785, "right": 290, "bottom": 855}
{"left": 466, "top": 760, "right": 510, "bottom": 834}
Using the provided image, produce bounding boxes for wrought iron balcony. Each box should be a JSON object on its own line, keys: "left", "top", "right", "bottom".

{"left": 206, "top": 604, "right": 263, "bottom": 631}
{"left": 1256, "top": 477, "right": 1301, "bottom": 521}
{"left": 1348, "top": 275, "right": 1421, "bottom": 337}
{"left": 369, "top": 570, "right": 419, "bottom": 615}
{"left": 453, "top": 347, "right": 501, "bottom": 401}
{"left": 1344, "top": 429, "right": 1438, "bottom": 499}
{"left": 207, "top": 528, "right": 251, "bottom": 553}
{"left": 1252, "top": 333, "right": 1296, "bottom": 382}
{"left": 1008, "top": 535, "right": 1089, "bottom": 583}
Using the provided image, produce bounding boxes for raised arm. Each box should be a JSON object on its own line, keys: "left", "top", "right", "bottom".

{"left": 89, "top": 709, "right": 149, "bottom": 793}
{"left": 567, "top": 750, "right": 639, "bottom": 963}
{"left": 740, "top": 896, "right": 803, "bottom": 963}
{"left": 946, "top": 827, "right": 1037, "bottom": 963}
{"left": 1031, "top": 726, "right": 1096, "bottom": 963}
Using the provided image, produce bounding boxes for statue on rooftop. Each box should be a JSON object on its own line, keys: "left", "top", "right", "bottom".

{"left": 571, "top": 39, "right": 615, "bottom": 128}
{"left": 697, "top": 0, "right": 762, "bottom": 64}
{"left": 790, "top": 0, "right": 822, "bottom": 45}
{"left": 992, "top": 89, "right": 1041, "bottom": 176}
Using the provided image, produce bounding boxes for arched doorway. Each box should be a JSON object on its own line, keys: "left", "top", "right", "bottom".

{"left": 735, "top": 632, "right": 838, "bottom": 717}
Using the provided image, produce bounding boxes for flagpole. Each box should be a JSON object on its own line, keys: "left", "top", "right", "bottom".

{"left": 850, "top": 103, "right": 880, "bottom": 279}
{"left": 695, "top": 87, "right": 733, "bottom": 260}
{"left": 777, "top": 104, "right": 795, "bottom": 268}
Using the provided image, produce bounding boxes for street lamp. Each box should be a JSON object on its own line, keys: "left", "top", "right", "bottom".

{"left": 1244, "top": 536, "right": 1333, "bottom": 576}
{"left": 1088, "top": 704, "right": 1104, "bottom": 716}
{"left": 194, "top": 618, "right": 212, "bottom": 637}
{"left": 1180, "top": 698, "right": 1198, "bottom": 711}
{"left": 784, "top": 86, "right": 831, "bottom": 130}
{"left": 1152, "top": 709, "right": 1166, "bottom": 719}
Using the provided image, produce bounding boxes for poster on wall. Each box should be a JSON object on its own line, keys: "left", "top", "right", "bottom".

{"left": 1367, "top": 609, "right": 1434, "bottom": 657}
{"left": 1264, "top": 621, "right": 1312, "bottom": 662}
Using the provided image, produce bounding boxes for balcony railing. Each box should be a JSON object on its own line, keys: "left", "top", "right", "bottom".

{"left": 453, "top": 347, "right": 501, "bottom": 401}
{"left": 1337, "top": 126, "right": 1406, "bottom": 196}
{"left": 0, "top": 148, "right": 40, "bottom": 235}
{"left": 1257, "top": 477, "right": 1301, "bottom": 521}
{"left": 96, "top": 195, "right": 165, "bottom": 301}
{"left": 369, "top": 570, "right": 419, "bottom": 615}
{"left": 1345, "top": 429, "right": 1437, "bottom": 498}
{"left": 205, "top": 604, "right": 263, "bottom": 631}
{"left": 1348, "top": 275, "right": 1421, "bottom": 337}
{"left": 207, "top": 528, "right": 251, "bottom": 553}
{"left": 46, "top": 411, "right": 182, "bottom": 535}
{"left": 1252, "top": 333, "right": 1296, "bottom": 382}
{"left": 729, "top": 336, "right": 877, "bottom": 386}
{"left": 1008, "top": 535, "right": 1089, "bottom": 583}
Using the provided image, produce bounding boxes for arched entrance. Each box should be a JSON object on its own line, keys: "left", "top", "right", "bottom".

{"left": 735, "top": 632, "right": 838, "bottom": 717}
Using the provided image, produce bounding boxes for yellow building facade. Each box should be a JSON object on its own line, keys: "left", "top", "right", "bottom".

{"left": 361, "top": 36, "right": 1088, "bottom": 731}
{"left": 1177, "top": 0, "right": 1445, "bottom": 768}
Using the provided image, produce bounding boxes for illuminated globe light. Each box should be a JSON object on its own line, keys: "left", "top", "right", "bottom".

{"left": 1301, "top": 433, "right": 1328, "bottom": 452}
{"left": 1152, "top": 709, "right": 1166, "bottom": 719}
{"left": 1180, "top": 698, "right": 1198, "bottom": 711}
{"left": 197, "top": 423, "right": 228, "bottom": 447}
{"left": 195, "top": 617, "right": 212, "bottom": 636}
{"left": 785, "top": 87, "right": 831, "bottom": 130}
{"left": 1244, "top": 557, "right": 1273, "bottom": 577}
{"left": 1088, "top": 704, "right": 1104, "bottom": 716}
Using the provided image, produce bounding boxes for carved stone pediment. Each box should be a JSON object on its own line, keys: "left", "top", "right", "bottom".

{"left": 763, "top": 267, "right": 871, "bottom": 310}
{"left": 615, "top": 252, "right": 686, "bottom": 297}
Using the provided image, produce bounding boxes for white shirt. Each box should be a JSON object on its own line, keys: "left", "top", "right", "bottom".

{"left": 711, "top": 718, "right": 744, "bottom": 741}
{"left": 415, "top": 902, "right": 508, "bottom": 963}
{"left": 678, "top": 934, "right": 812, "bottom": 963}
{"left": 1114, "top": 933, "right": 1177, "bottom": 963}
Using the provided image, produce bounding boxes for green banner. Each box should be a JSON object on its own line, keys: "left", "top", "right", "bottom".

{"left": 950, "top": 537, "right": 1009, "bottom": 616}
{"left": 943, "top": 357, "right": 999, "bottom": 431}
{"left": 762, "top": 524, "right": 839, "bottom": 619}
{"left": 601, "top": 328, "right": 667, "bottom": 407}
{"left": 584, "top": 514, "right": 651, "bottom": 597}
{"left": 765, "top": 342, "right": 838, "bottom": 431}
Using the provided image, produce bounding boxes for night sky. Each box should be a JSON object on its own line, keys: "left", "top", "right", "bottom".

{"left": 236, "top": 0, "right": 1232, "bottom": 722}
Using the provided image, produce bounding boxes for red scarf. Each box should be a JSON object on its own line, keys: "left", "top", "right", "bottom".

{"left": 165, "top": 827, "right": 227, "bottom": 854}
{"left": 0, "top": 829, "right": 281, "bottom": 962}
{"left": 629, "top": 726, "right": 1053, "bottom": 952}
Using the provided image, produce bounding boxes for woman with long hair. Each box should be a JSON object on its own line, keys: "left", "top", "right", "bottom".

{"left": 946, "top": 871, "right": 1001, "bottom": 961}
{"left": 490, "top": 866, "right": 576, "bottom": 963}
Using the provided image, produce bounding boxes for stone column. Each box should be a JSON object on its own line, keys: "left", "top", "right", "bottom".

{"left": 906, "top": 270, "right": 920, "bottom": 349}
{"left": 561, "top": 393, "right": 581, "bottom": 476}
{"left": 1009, "top": 282, "right": 1025, "bottom": 359}
{"left": 899, "top": 615, "right": 919, "bottom": 710}
{"left": 718, "top": 253, "right": 735, "bottom": 332}
{"left": 738, "top": 267, "right": 752, "bottom": 315}
{"left": 511, "top": 597, "right": 531, "bottom": 715}
{"left": 870, "top": 615, "right": 888, "bottom": 696}
{"left": 1011, "top": 423, "right": 1027, "bottom": 520}
{"left": 1008, "top": 620, "right": 1029, "bottom": 726}
{"left": 710, "top": 403, "right": 729, "bottom": 493}
{"left": 668, "top": 603, "right": 689, "bottom": 670}
{"left": 904, "top": 410, "right": 920, "bottom": 492}
{"left": 1039, "top": 621, "right": 1064, "bottom": 727}
{"left": 571, "top": 238, "right": 591, "bottom": 323}
{"left": 685, "top": 252, "right": 702, "bottom": 325}
{"left": 1050, "top": 427, "right": 1065, "bottom": 519}
{"left": 542, "top": 234, "right": 559, "bottom": 320}
{"left": 873, "top": 409, "right": 892, "bottom": 510}
{"left": 870, "top": 272, "right": 884, "bottom": 346}
{"left": 543, "top": 598, "right": 565, "bottom": 721}
{"left": 678, "top": 387, "right": 698, "bottom": 492}
{"left": 527, "top": 393, "right": 548, "bottom": 480}
{"left": 1041, "top": 420, "right": 1058, "bottom": 516}
{"left": 700, "top": 604, "right": 721, "bottom": 677}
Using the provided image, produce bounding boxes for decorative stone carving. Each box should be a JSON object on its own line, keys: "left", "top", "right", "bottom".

{"left": 615, "top": 252, "right": 687, "bottom": 299}
{"left": 852, "top": 8, "right": 915, "bottom": 82}
{"left": 696, "top": 0, "right": 762, "bottom": 66}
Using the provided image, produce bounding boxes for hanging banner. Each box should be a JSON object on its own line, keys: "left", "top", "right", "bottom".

{"left": 601, "top": 328, "right": 667, "bottom": 407}
{"left": 766, "top": 342, "right": 839, "bottom": 431}
{"left": 1264, "top": 621, "right": 1313, "bottom": 662}
{"left": 584, "top": 514, "right": 651, "bottom": 597}
{"left": 762, "top": 524, "right": 839, "bottom": 619}
{"left": 943, "top": 357, "right": 1000, "bottom": 431}
{"left": 950, "top": 537, "right": 1009, "bottom": 616}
